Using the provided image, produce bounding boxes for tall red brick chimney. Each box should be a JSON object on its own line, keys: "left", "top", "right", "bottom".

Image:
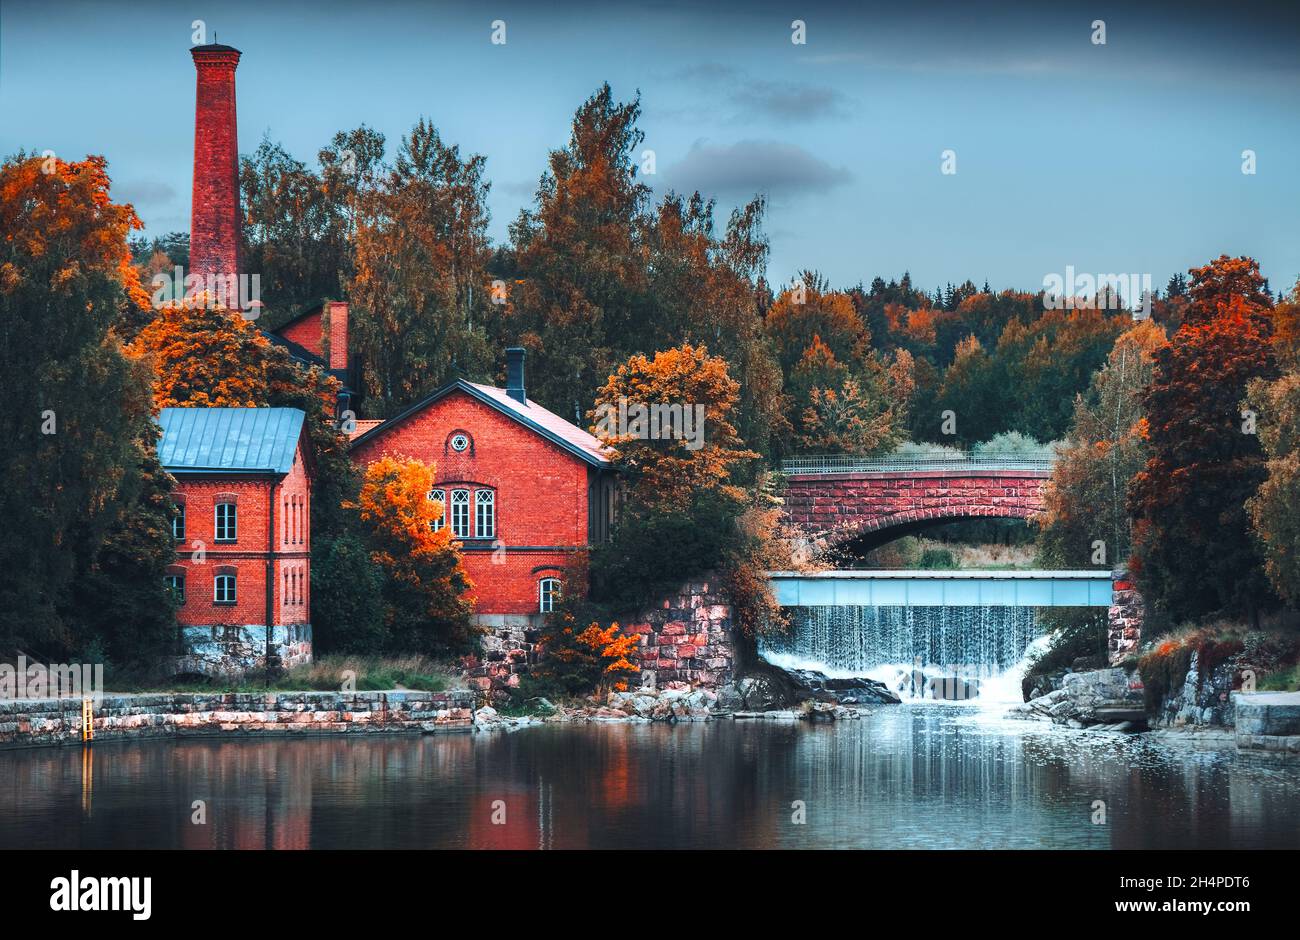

{"left": 190, "top": 42, "right": 242, "bottom": 309}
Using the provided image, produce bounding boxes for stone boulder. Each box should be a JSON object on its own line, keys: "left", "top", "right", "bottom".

{"left": 785, "top": 669, "right": 902, "bottom": 706}
{"left": 1009, "top": 667, "right": 1146, "bottom": 729}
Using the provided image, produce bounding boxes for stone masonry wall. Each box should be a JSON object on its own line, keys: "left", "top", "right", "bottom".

{"left": 1107, "top": 568, "right": 1144, "bottom": 665}
{"left": 465, "top": 580, "right": 738, "bottom": 696}
{"left": 626, "top": 578, "right": 735, "bottom": 691}
{"left": 175, "top": 623, "right": 313, "bottom": 678}
{"left": 463, "top": 614, "right": 541, "bottom": 695}
{"left": 0, "top": 690, "right": 475, "bottom": 750}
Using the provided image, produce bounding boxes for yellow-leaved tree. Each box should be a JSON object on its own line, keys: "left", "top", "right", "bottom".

{"left": 354, "top": 455, "right": 475, "bottom": 653}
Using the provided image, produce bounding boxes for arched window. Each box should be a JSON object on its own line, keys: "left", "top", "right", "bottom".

{"left": 428, "top": 488, "right": 446, "bottom": 531}
{"left": 450, "top": 488, "right": 471, "bottom": 538}
{"left": 475, "top": 489, "right": 495, "bottom": 539}
{"left": 214, "top": 572, "right": 237, "bottom": 604}
{"left": 539, "top": 577, "right": 562, "bottom": 614}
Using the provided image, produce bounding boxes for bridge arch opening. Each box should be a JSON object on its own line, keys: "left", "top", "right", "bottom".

{"left": 813, "top": 508, "right": 1040, "bottom": 562}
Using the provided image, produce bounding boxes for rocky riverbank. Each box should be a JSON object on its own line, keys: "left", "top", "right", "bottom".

{"left": 472, "top": 670, "right": 903, "bottom": 731}
{"left": 1008, "top": 665, "right": 1300, "bottom": 755}
{"left": 0, "top": 690, "right": 477, "bottom": 749}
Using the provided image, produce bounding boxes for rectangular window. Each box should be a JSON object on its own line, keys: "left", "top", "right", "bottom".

{"left": 475, "top": 489, "right": 495, "bottom": 539}
{"left": 450, "top": 489, "right": 470, "bottom": 539}
{"left": 539, "top": 577, "right": 561, "bottom": 614}
{"left": 214, "top": 573, "right": 236, "bottom": 604}
{"left": 215, "top": 502, "right": 237, "bottom": 542}
{"left": 172, "top": 505, "right": 186, "bottom": 541}
{"left": 166, "top": 573, "right": 185, "bottom": 605}
{"left": 428, "top": 489, "right": 446, "bottom": 532}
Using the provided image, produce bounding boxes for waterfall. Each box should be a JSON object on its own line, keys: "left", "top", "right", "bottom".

{"left": 760, "top": 605, "right": 1042, "bottom": 678}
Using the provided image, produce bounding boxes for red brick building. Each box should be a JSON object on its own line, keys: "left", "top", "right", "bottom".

{"left": 349, "top": 348, "right": 616, "bottom": 621}
{"left": 183, "top": 39, "right": 615, "bottom": 645}
{"left": 159, "top": 407, "right": 314, "bottom": 675}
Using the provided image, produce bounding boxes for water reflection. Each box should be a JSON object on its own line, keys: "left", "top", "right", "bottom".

{"left": 0, "top": 708, "right": 1296, "bottom": 849}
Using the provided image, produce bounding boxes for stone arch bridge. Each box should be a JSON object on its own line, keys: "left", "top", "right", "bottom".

{"left": 780, "top": 454, "right": 1052, "bottom": 552}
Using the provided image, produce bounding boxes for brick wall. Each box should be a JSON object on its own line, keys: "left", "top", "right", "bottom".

{"left": 190, "top": 45, "right": 242, "bottom": 306}
{"left": 350, "top": 389, "right": 590, "bottom": 615}
{"left": 169, "top": 442, "right": 312, "bottom": 674}
{"left": 324, "top": 301, "right": 349, "bottom": 371}
{"left": 277, "top": 307, "right": 325, "bottom": 359}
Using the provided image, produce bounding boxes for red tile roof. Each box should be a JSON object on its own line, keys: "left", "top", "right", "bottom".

{"left": 347, "top": 379, "right": 612, "bottom": 467}
{"left": 466, "top": 382, "right": 610, "bottom": 465}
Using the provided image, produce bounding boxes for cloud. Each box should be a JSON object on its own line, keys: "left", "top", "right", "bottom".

{"left": 666, "top": 63, "right": 850, "bottom": 123}
{"left": 114, "top": 180, "right": 177, "bottom": 207}
{"left": 499, "top": 178, "right": 538, "bottom": 198}
{"left": 664, "top": 139, "right": 852, "bottom": 199}
{"left": 729, "top": 79, "right": 849, "bottom": 121}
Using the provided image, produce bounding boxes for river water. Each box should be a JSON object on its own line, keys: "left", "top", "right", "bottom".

{"left": 2, "top": 705, "right": 1297, "bottom": 849}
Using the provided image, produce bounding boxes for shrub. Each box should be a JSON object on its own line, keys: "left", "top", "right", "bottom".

{"left": 518, "top": 610, "right": 639, "bottom": 699}
{"left": 1021, "top": 608, "right": 1107, "bottom": 699}
{"left": 919, "top": 548, "right": 957, "bottom": 569}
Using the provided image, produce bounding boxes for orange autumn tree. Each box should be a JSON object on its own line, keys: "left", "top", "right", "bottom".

{"left": 128, "top": 299, "right": 271, "bottom": 407}
{"left": 354, "top": 455, "right": 475, "bottom": 652}
{"left": 590, "top": 343, "right": 757, "bottom": 510}
{"left": 530, "top": 611, "right": 640, "bottom": 695}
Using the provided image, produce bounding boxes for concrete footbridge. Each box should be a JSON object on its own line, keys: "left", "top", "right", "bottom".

{"left": 767, "top": 569, "right": 1114, "bottom": 607}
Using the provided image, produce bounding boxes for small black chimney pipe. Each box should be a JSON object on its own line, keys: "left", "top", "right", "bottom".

{"left": 505, "top": 347, "right": 527, "bottom": 404}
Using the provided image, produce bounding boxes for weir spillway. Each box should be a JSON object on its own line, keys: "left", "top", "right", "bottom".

{"left": 762, "top": 570, "right": 1114, "bottom": 675}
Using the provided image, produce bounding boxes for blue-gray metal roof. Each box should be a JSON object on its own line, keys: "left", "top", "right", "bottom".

{"left": 158, "top": 407, "right": 306, "bottom": 475}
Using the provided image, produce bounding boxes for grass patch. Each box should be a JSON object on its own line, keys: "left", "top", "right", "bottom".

{"left": 123, "top": 654, "right": 456, "bottom": 694}
{"left": 1259, "top": 665, "right": 1300, "bottom": 692}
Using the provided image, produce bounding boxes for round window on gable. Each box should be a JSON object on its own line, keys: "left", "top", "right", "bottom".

{"left": 450, "top": 433, "right": 470, "bottom": 453}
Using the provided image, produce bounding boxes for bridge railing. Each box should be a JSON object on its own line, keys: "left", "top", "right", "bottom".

{"left": 780, "top": 452, "right": 1057, "bottom": 475}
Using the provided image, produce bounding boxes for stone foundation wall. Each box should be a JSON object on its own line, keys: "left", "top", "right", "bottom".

{"left": 626, "top": 578, "right": 735, "bottom": 691}
{"left": 463, "top": 613, "right": 543, "bottom": 694}
{"left": 1233, "top": 691, "right": 1300, "bottom": 755}
{"left": 176, "top": 623, "right": 313, "bottom": 678}
{"left": 464, "top": 581, "right": 739, "bottom": 696}
{"left": 1107, "top": 568, "right": 1143, "bottom": 665}
{"left": 0, "top": 690, "right": 474, "bottom": 750}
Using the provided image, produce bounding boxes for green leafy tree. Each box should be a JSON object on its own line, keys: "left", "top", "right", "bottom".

{"left": 0, "top": 153, "right": 175, "bottom": 661}
{"left": 508, "top": 83, "right": 652, "bottom": 424}
{"left": 350, "top": 118, "right": 494, "bottom": 415}
{"left": 1038, "top": 320, "right": 1166, "bottom": 568}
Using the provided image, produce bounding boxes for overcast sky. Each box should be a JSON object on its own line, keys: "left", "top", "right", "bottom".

{"left": 3, "top": 0, "right": 1298, "bottom": 295}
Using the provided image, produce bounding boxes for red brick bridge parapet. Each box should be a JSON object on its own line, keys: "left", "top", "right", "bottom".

{"left": 780, "top": 455, "right": 1052, "bottom": 551}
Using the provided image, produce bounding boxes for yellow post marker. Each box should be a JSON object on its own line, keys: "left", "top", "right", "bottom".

{"left": 81, "top": 695, "right": 93, "bottom": 742}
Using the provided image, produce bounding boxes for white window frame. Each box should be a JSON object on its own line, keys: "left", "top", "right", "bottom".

{"left": 214, "top": 573, "right": 236, "bottom": 604}
{"left": 450, "top": 488, "right": 471, "bottom": 539}
{"left": 166, "top": 573, "right": 185, "bottom": 605}
{"left": 539, "top": 577, "right": 561, "bottom": 614}
{"left": 428, "top": 488, "right": 446, "bottom": 531}
{"left": 172, "top": 505, "right": 185, "bottom": 541}
{"left": 475, "top": 489, "right": 495, "bottom": 539}
{"left": 215, "top": 502, "right": 237, "bottom": 542}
